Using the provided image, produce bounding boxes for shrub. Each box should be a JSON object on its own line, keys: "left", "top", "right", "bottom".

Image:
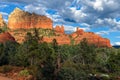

{"left": 18, "top": 69, "right": 30, "bottom": 77}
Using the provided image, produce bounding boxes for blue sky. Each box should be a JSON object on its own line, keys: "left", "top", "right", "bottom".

{"left": 0, "top": 0, "right": 120, "bottom": 45}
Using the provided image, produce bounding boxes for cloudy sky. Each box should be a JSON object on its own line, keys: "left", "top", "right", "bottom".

{"left": 0, "top": 0, "right": 120, "bottom": 45}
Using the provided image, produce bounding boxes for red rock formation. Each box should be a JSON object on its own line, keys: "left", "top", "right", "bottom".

{"left": 7, "top": 8, "right": 111, "bottom": 47}
{"left": 71, "top": 29, "right": 111, "bottom": 47}
{"left": 43, "top": 34, "right": 70, "bottom": 45}
{"left": 0, "top": 32, "right": 15, "bottom": 43}
{"left": 54, "top": 25, "right": 64, "bottom": 33}
{"left": 9, "top": 26, "right": 111, "bottom": 47}
{"left": 0, "top": 14, "right": 6, "bottom": 27}
{"left": 8, "top": 8, "right": 53, "bottom": 30}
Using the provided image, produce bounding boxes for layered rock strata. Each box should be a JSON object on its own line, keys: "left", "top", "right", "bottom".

{"left": 8, "top": 8, "right": 53, "bottom": 30}
{"left": 71, "top": 28, "right": 111, "bottom": 47}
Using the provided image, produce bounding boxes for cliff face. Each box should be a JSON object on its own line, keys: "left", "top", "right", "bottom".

{"left": 71, "top": 28, "right": 111, "bottom": 47}
{"left": 0, "top": 14, "right": 6, "bottom": 27}
{"left": 8, "top": 8, "right": 53, "bottom": 30}
{"left": 9, "top": 27, "right": 111, "bottom": 47}
{"left": 0, "top": 32, "right": 15, "bottom": 43}
{"left": 6, "top": 8, "right": 111, "bottom": 47}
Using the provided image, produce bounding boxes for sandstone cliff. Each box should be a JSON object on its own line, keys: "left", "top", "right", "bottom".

{"left": 9, "top": 28, "right": 70, "bottom": 44}
{"left": 8, "top": 8, "right": 53, "bottom": 30}
{"left": 7, "top": 8, "right": 111, "bottom": 47}
{"left": 43, "top": 35, "right": 70, "bottom": 45}
{"left": 71, "top": 28, "right": 111, "bottom": 47}
{"left": 0, "top": 32, "right": 15, "bottom": 43}
{"left": 9, "top": 27, "right": 111, "bottom": 47}
{"left": 0, "top": 14, "right": 6, "bottom": 27}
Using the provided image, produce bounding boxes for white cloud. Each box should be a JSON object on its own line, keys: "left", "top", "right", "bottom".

{"left": 96, "top": 31, "right": 109, "bottom": 35}
{"left": 53, "top": 24, "right": 76, "bottom": 32}
{"left": 69, "top": 7, "right": 87, "bottom": 22}
{"left": 0, "top": 12, "right": 8, "bottom": 16}
{"left": 70, "top": 0, "right": 120, "bottom": 30}
{"left": 4, "top": 19, "right": 8, "bottom": 22}
{"left": 53, "top": 24, "right": 90, "bottom": 33}
{"left": 93, "top": 0, "right": 104, "bottom": 11}
{"left": 1, "top": 0, "right": 120, "bottom": 31}
{"left": 24, "top": 4, "right": 46, "bottom": 15}
{"left": 0, "top": 12, "right": 8, "bottom": 22}
{"left": 64, "top": 25, "right": 76, "bottom": 32}
{"left": 94, "top": 18, "right": 120, "bottom": 31}
{"left": 81, "top": 23, "right": 90, "bottom": 27}
{"left": 80, "top": 27, "right": 90, "bottom": 31}
{"left": 114, "top": 42, "right": 120, "bottom": 45}
{"left": 46, "top": 12, "right": 65, "bottom": 24}
{"left": 0, "top": 4, "right": 8, "bottom": 8}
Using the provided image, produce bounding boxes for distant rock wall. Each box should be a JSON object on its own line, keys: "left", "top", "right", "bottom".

{"left": 8, "top": 8, "right": 53, "bottom": 30}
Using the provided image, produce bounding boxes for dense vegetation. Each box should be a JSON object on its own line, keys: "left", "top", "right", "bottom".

{"left": 0, "top": 29, "right": 120, "bottom": 80}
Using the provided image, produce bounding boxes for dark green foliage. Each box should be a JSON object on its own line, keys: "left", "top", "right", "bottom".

{"left": 57, "top": 68, "right": 81, "bottom": 80}
{"left": 0, "top": 32, "right": 119, "bottom": 80}
{"left": 36, "top": 42, "right": 56, "bottom": 80}
{"left": 52, "top": 39, "right": 58, "bottom": 51}
{"left": 106, "top": 52, "right": 120, "bottom": 73}
{"left": 0, "top": 41, "right": 18, "bottom": 66}
{"left": 76, "top": 38, "right": 97, "bottom": 64}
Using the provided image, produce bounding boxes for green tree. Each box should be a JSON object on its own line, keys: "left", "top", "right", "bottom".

{"left": 107, "top": 52, "right": 120, "bottom": 73}
{"left": 76, "top": 38, "right": 97, "bottom": 65}
{"left": 35, "top": 42, "right": 56, "bottom": 80}
{"left": 14, "top": 31, "right": 40, "bottom": 66}
{"left": 0, "top": 41, "right": 18, "bottom": 66}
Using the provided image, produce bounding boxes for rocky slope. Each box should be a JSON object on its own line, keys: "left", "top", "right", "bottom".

{"left": 8, "top": 8, "right": 53, "bottom": 30}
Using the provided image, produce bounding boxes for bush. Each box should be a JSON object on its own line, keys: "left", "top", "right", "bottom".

{"left": 57, "top": 67, "right": 86, "bottom": 80}
{"left": 18, "top": 69, "right": 30, "bottom": 77}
